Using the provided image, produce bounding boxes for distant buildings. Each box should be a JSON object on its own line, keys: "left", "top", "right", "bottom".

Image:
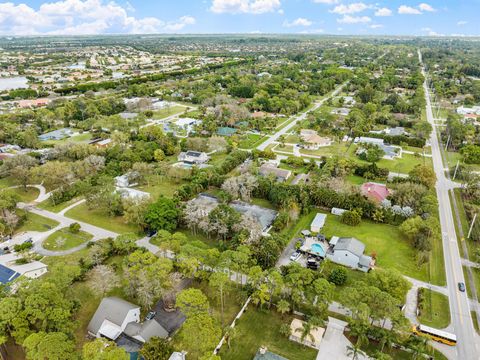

{"left": 38, "top": 128, "right": 73, "bottom": 141}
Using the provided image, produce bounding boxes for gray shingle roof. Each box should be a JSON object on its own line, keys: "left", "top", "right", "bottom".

{"left": 87, "top": 297, "right": 139, "bottom": 335}
{"left": 333, "top": 237, "right": 365, "bottom": 257}
{"left": 124, "top": 319, "right": 168, "bottom": 342}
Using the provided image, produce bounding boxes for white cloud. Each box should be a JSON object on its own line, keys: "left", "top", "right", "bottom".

{"left": 337, "top": 15, "right": 371, "bottom": 24}
{"left": 370, "top": 24, "right": 383, "bottom": 29}
{"left": 283, "top": 17, "right": 312, "bottom": 27}
{"left": 457, "top": 20, "right": 467, "bottom": 26}
{"left": 418, "top": 3, "right": 435, "bottom": 12}
{"left": 375, "top": 7, "right": 392, "bottom": 17}
{"left": 312, "top": 0, "right": 339, "bottom": 4}
{"left": 0, "top": 0, "right": 196, "bottom": 35}
{"left": 331, "top": 2, "right": 369, "bottom": 14}
{"left": 398, "top": 5, "right": 422, "bottom": 15}
{"left": 421, "top": 27, "right": 443, "bottom": 36}
{"left": 210, "top": 0, "right": 281, "bottom": 14}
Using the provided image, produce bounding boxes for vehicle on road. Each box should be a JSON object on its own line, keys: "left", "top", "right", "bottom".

{"left": 458, "top": 282, "right": 466, "bottom": 292}
{"left": 289, "top": 251, "right": 301, "bottom": 261}
{"left": 145, "top": 311, "right": 156, "bottom": 321}
{"left": 412, "top": 324, "right": 456, "bottom": 346}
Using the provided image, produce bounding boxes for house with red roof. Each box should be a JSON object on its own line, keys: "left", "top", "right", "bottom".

{"left": 360, "top": 182, "right": 390, "bottom": 203}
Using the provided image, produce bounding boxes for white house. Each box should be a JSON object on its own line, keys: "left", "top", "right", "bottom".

{"left": 0, "top": 254, "right": 47, "bottom": 281}
{"left": 310, "top": 213, "right": 327, "bottom": 233}
{"left": 88, "top": 297, "right": 141, "bottom": 340}
{"left": 116, "top": 187, "right": 151, "bottom": 201}
{"left": 326, "top": 237, "right": 373, "bottom": 272}
{"left": 178, "top": 151, "right": 210, "bottom": 165}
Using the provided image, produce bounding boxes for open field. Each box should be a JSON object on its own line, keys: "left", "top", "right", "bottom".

{"left": 238, "top": 133, "right": 268, "bottom": 149}
{"left": 15, "top": 211, "right": 59, "bottom": 233}
{"left": 152, "top": 106, "right": 186, "bottom": 119}
{"left": 417, "top": 289, "right": 451, "bottom": 329}
{"left": 43, "top": 227, "right": 93, "bottom": 251}
{"left": 65, "top": 202, "right": 141, "bottom": 235}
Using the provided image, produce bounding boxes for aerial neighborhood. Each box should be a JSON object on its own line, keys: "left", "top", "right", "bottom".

{"left": 0, "top": 12, "right": 478, "bottom": 360}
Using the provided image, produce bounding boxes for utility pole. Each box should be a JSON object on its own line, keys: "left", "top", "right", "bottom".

{"left": 453, "top": 160, "right": 460, "bottom": 180}
{"left": 445, "top": 135, "right": 450, "bottom": 151}
{"left": 468, "top": 213, "right": 478, "bottom": 239}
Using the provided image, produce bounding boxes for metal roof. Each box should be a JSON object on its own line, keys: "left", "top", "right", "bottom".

{"left": 0, "top": 264, "right": 20, "bottom": 284}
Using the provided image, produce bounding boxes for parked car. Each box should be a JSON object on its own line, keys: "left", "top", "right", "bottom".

{"left": 145, "top": 311, "right": 157, "bottom": 321}
{"left": 290, "top": 251, "right": 301, "bottom": 261}
{"left": 307, "top": 257, "right": 319, "bottom": 270}
{"left": 24, "top": 238, "right": 33, "bottom": 244}
{"left": 458, "top": 282, "right": 466, "bottom": 292}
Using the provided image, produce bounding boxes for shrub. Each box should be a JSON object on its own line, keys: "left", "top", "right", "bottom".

{"left": 69, "top": 222, "right": 81, "bottom": 234}
{"left": 328, "top": 267, "right": 348, "bottom": 286}
{"left": 340, "top": 209, "right": 362, "bottom": 226}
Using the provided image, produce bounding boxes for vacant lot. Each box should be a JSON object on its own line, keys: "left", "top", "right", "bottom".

{"left": 43, "top": 227, "right": 93, "bottom": 251}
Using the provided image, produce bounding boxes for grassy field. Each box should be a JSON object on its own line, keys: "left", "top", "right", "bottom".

{"left": 417, "top": 289, "right": 451, "bottom": 329}
{"left": 15, "top": 211, "right": 59, "bottom": 233}
{"left": 65, "top": 202, "right": 141, "bottom": 235}
{"left": 152, "top": 106, "right": 185, "bottom": 119}
{"left": 238, "top": 133, "right": 268, "bottom": 149}
{"left": 43, "top": 132, "right": 93, "bottom": 146}
{"left": 135, "top": 177, "right": 185, "bottom": 199}
{"left": 218, "top": 308, "right": 317, "bottom": 360}
{"left": 7, "top": 187, "right": 39, "bottom": 203}
{"left": 37, "top": 197, "right": 83, "bottom": 213}
{"left": 298, "top": 210, "right": 444, "bottom": 284}
{"left": 43, "top": 227, "right": 93, "bottom": 251}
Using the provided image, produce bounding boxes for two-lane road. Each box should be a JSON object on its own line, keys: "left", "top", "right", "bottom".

{"left": 420, "top": 49, "right": 479, "bottom": 360}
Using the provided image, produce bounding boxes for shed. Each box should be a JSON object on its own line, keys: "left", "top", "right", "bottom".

{"left": 310, "top": 213, "right": 327, "bottom": 233}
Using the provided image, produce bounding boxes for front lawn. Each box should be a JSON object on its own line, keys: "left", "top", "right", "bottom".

{"left": 218, "top": 308, "right": 317, "bottom": 360}
{"left": 16, "top": 211, "right": 59, "bottom": 233}
{"left": 152, "top": 106, "right": 185, "bottom": 119}
{"left": 417, "top": 288, "right": 450, "bottom": 329}
{"left": 65, "top": 202, "right": 141, "bottom": 235}
{"left": 135, "top": 177, "right": 185, "bottom": 199}
{"left": 37, "top": 197, "right": 83, "bottom": 213}
{"left": 238, "top": 134, "right": 267, "bottom": 149}
{"left": 43, "top": 227, "right": 93, "bottom": 251}
{"left": 5, "top": 187, "right": 39, "bottom": 203}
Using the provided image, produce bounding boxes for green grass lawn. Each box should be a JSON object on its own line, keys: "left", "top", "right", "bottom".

{"left": 274, "top": 144, "right": 294, "bottom": 153}
{"left": 7, "top": 187, "right": 39, "bottom": 203}
{"left": 300, "top": 142, "right": 349, "bottom": 158}
{"left": 238, "top": 134, "right": 268, "bottom": 149}
{"left": 417, "top": 289, "right": 451, "bottom": 329}
{"left": 152, "top": 106, "right": 185, "bottom": 119}
{"left": 135, "top": 177, "right": 185, "bottom": 199}
{"left": 218, "top": 308, "right": 317, "bottom": 360}
{"left": 15, "top": 211, "right": 59, "bottom": 233}
{"left": 65, "top": 202, "right": 141, "bottom": 235}
{"left": 37, "top": 196, "right": 83, "bottom": 213}
{"left": 43, "top": 132, "right": 92, "bottom": 146}
{"left": 0, "top": 177, "right": 16, "bottom": 189}
{"left": 43, "top": 227, "right": 93, "bottom": 251}
{"left": 320, "top": 211, "right": 437, "bottom": 283}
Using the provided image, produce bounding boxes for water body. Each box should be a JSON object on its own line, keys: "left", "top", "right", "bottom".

{"left": 0, "top": 76, "right": 28, "bottom": 91}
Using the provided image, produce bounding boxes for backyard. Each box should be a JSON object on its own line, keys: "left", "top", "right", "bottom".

{"left": 218, "top": 308, "right": 318, "bottom": 360}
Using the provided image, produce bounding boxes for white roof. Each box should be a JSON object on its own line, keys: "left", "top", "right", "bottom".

{"left": 175, "top": 117, "right": 200, "bottom": 127}
{"left": 311, "top": 213, "right": 327, "bottom": 229}
{"left": 0, "top": 254, "right": 47, "bottom": 276}
{"left": 98, "top": 320, "right": 123, "bottom": 340}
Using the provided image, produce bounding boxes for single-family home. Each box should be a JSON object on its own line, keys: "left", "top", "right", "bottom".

{"left": 457, "top": 105, "right": 480, "bottom": 116}
{"left": 118, "top": 112, "right": 138, "bottom": 120}
{"left": 326, "top": 237, "right": 373, "bottom": 272}
{"left": 355, "top": 137, "right": 401, "bottom": 160}
{"left": 0, "top": 254, "right": 47, "bottom": 281}
{"left": 115, "top": 174, "right": 132, "bottom": 188}
{"left": 258, "top": 163, "right": 292, "bottom": 182}
{"left": 123, "top": 319, "right": 168, "bottom": 343}
{"left": 289, "top": 318, "right": 325, "bottom": 349}
{"left": 87, "top": 297, "right": 141, "bottom": 340}
{"left": 253, "top": 347, "right": 287, "bottom": 360}
{"left": 178, "top": 151, "right": 209, "bottom": 165}
{"left": 38, "top": 128, "right": 73, "bottom": 141}
{"left": 330, "top": 108, "right": 350, "bottom": 116}
{"left": 310, "top": 213, "right": 327, "bottom": 233}
{"left": 116, "top": 187, "right": 151, "bottom": 201}
{"left": 300, "top": 129, "right": 333, "bottom": 150}
{"left": 217, "top": 127, "right": 237, "bottom": 137}
{"left": 361, "top": 182, "right": 390, "bottom": 203}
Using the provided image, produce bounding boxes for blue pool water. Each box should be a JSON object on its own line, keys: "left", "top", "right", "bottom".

{"left": 311, "top": 243, "right": 325, "bottom": 257}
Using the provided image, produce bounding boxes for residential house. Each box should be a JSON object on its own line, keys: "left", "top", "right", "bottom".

{"left": 89, "top": 138, "right": 112, "bottom": 148}
{"left": 178, "top": 151, "right": 209, "bottom": 165}
{"left": 326, "top": 237, "right": 373, "bottom": 272}
{"left": 168, "top": 352, "right": 187, "bottom": 360}
{"left": 116, "top": 187, "right": 150, "bottom": 201}
{"left": 217, "top": 127, "right": 237, "bottom": 137}
{"left": 330, "top": 108, "right": 350, "bottom": 116}
{"left": 258, "top": 163, "right": 291, "bottom": 182}
{"left": 38, "top": 128, "right": 73, "bottom": 141}
{"left": 0, "top": 254, "right": 47, "bottom": 281}
{"left": 17, "top": 98, "right": 51, "bottom": 108}
{"left": 310, "top": 213, "right": 327, "bottom": 233}
{"left": 354, "top": 137, "right": 401, "bottom": 160}
{"left": 253, "top": 347, "right": 287, "bottom": 360}
{"left": 123, "top": 320, "right": 168, "bottom": 343}
{"left": 361, "top": 182, "right": 390, "bottom": 203}
{"left": 87, "top": 297, "right": 141, "bottom": 340}
{"left": 457, "top": 105, "right": 480, "bottom": 116}
{"left": 300, "top": 129, "right": 333, "bottom": 150}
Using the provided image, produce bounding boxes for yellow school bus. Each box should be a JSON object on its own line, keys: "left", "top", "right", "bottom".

{"left": 413, "top": 324, "right": 457, "bottom": 346}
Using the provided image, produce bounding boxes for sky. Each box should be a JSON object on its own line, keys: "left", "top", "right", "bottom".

{"left": 0, "top": 0, "right": 478, "bottom": 36}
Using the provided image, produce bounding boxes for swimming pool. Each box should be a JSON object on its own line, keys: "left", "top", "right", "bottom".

{"left": 310, "top": 243, "right": 325, "bottom": 257}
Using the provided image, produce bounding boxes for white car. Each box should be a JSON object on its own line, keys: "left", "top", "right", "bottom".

{"left": 290, "top": 251, "right": 301, "bottom": 261}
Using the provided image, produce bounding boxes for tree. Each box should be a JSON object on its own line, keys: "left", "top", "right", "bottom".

{"left": 69, "top": 222, "right": 81, "bottom": 234}
{"left": 139, "top": 337, "right": 173, "bottom": 360}
{"left": 83, "top": 338, "right": 129, "bottom": 360}
{"left": 112, "top": 233, "right": 138, "bottom": 255}
{"left": 23, "top": 332, "right": 76, "bottom": 360}
{"left": 145, "top": 196, "right": 180, "bottom": 232}
{"left": 340, "top": 209, "right": 362, "bottom": 226}
{"left": 88, "top": 265, "right": 119, "bottom": 296}
{"left": 176, "top": 288, "right": 210, "bottom": 318}
{"left": 346, "top": 343, "right": 366, "bottom": 360}
{"left": 328, "top": 267, "right": 348, "bottom": 285}
{"left": 461, "top": 144, "right": 480, "bottom": 164}
{"left": 180, "top": 313, "right": 221, "bottom": 356}
{"left": 276, "top": 299, "right": 291, "bottom": 318}
{"left": 296, "top": 317, "right": 322, "bottom": 344}
{"left": 409, "top": 165, "right": 436, "bottom": 188}
{"left": 209, "top": 272, "right": 230, "bottom": 327}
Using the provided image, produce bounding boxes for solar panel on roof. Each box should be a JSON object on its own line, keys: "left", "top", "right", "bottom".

{"left": 0, "top": 264, "right": 20, "bottom": 284}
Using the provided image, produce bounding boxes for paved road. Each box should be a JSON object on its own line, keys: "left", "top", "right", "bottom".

{"left": 420, "top": 50, "right": 479, "bottom": 360}
{"left": 256, "top": 82, "right": 347, "bottom": 151}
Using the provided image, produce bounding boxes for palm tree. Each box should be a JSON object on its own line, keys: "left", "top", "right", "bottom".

{"left": 346, "top": 343, "right": 366, "bottom": 360}
{"left": 223, "top": 326, "right": 237, "bottom": 349}
{"left": 296, "top": 317, "right": 322, "bottom": 345}
{"left": 276, "top": 299, "right": 291, "bottom": 318}
{"left": 407, "top": 335, "right": 429, "bottom": 360}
